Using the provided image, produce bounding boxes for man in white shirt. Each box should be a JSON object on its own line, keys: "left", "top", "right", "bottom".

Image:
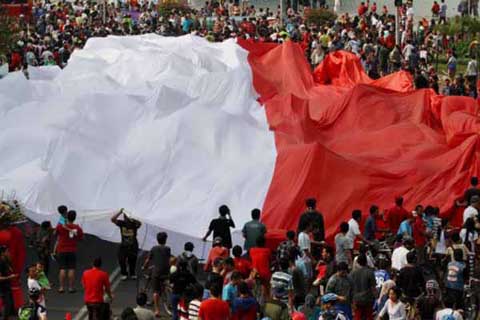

{"left": 391, "top": 237, "right": 413, "bottom": 271}
{"left": 347, "top": 209, "right": 365, "bottom": 247}
{"left": 463, "top": 195, "right": 479, "bottom": 223}
{"left": 435, "top": 300, "right": 463, "bottom": 320}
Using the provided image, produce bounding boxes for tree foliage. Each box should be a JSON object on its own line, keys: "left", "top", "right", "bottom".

{"left": 305, "top": 8, "right": 337, "bottom": 28}
{"left": 158, "top": 0, "right": 192, "bottom": 18}
{"left": 0, "top": 8, "right": 18, "bottom": 56}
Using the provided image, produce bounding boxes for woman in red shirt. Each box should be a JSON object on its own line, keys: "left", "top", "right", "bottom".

{"left": 55, "top": 210, "right": 83, "bottom": 293}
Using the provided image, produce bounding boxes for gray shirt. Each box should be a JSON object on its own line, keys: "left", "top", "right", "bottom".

{"left": 134, "top": 306, "right": 155, "bottom": 320}
{"left": 242, "top": 219, "right": 266, "bottom": 250}
{"left": 326, "top": 274, "right": 353, "bottom": 304}
{"left": 335, "top": 234, "right": 352, "bottom": 264}
{"left": 350, "top": 266, "right": 376, "bottom": 305}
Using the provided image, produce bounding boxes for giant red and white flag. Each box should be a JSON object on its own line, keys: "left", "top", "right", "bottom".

{"left": 0, "top": 35, "right": 478, "bottom": 253}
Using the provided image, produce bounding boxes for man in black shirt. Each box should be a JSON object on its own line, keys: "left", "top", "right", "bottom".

{"left": 397, "top": 251, "right": 425, "bottom": 302}
{"left": 142, "top": 232, "right": 171, "bottom": 317}
{"left": 464, "top": 176, "right": 480, "bottom": 206}
{"left": 111, "top": 209, "right": 142, "bottom": 280}
{"left": 202, "top": 205, "right": 235, "bottom": 249}
{"left": 170, "top": 261, "right": 197, "bottom": 320}
{"left": 0, "top": 246, "right": 17, "bottom": 320}
{"left": 297, "top": 198, "right": 325, "bottom": 242}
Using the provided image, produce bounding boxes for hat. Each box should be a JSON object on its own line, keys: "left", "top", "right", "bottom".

{"left": 471, "top": 195, "right": 480, "bottom": 204}
{"left": 321, "top": 293, "right": 338, "bottom": 304}
{"left": 213, "top": 236, "right": 223, "bottom": 245}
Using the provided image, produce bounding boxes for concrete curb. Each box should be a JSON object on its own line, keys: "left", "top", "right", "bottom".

{"left": 72, "top": 267, "right": 121, "bottom": 320}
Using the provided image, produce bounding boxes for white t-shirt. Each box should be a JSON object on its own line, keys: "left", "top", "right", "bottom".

{"left": 298, "top": 231, "right": 311, "bottom": 253}
{"left": 435, "top": 308, "right": 463, "bottom": 320}
{"left": 378, "top": 300, "right": 407, "bottom": 320}
{"left": 27, "top": 278, "right": 46, "bottom": 307}
{"left": 463, "top": 206, "right": 478, "bottom": 223}
{"left": 346, "top": 218, "right": 361, "bottom": 244}
{"left": 391, "top": 246, "right": 409, "bottom": 271}
{"left": 435, "top": 230, "right": 447, "bottom": 254}
{"left": 460, "top": 228, "right": 479, "bottom": 253}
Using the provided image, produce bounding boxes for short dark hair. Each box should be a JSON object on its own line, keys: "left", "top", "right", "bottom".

{"left": 395, "top": 197, "right": 403, "bottom": 206}
{"left": 224, "top": 257, "right": 234, "bottom": 267}
{"left": 210, "top": 283, "right": 222, "bottom": 297}
{"left": 237, "top": 281, "right": 249, "bottom": 295}
{"left": 352, "top": 210, "right": 362, "bottom": 221}
{"left": 306, "top": 198, "right": 317, "bottom": 208}
{"left": 219, "top": 205, "right": 230, "bottom": 216}
{"left": 279, "top": 258, "right": 290, "bottom": 271}
{"left": 357, "top": 254, "right": 367, "bottom": 267}
{"left": 251, "top": 208, "right": 261, "bottom": 220}
{"left": 184, "top": 242, "right": 194, "bottom": 252}
{"left": 93, "top": 257, "right": 102, "bottom": 268}
{"left": 231, "top": 270, "right": 242, "bottom": 281}
{"left": 286, "top": 230, "right": 295, "bottom": 240}
{"left": 340, "top": 222, "right": 349, "bottom": 233}
{"left": 453, "top": 249, "right": 463, "bottom": 262}
{"left": 232, "top": 245, "right": 242, "bottom": 257}
{"left": 256, "top": 235, "right": 266, "bottom": 247}
{"left": 406, "top": 251, "right": 417, "bottom": 264}
{"left": 58, "top": 205, "right": 68, "bottom": 215}
{"left": 471, "top": 176, "right": 478, "bottom": 186}
{"left": 369, "top": 205, "right": 379, "bottom": 215}
{"left": 337, "top": 262, "right": 349, "bottom": 272}
{"left": 40, "top": 221, "right": 51, "bottom": 230}
{"left": 67, "top": 210, "right": 76, "bottom": 222}
{"left": 156, "top": 232, "right": 168, "bottom": 244}
{"left": 451, "top": 232, "right": 460, "bottom": 243}
{"left": 136, "top": 292, "right": 147, "bottom": 306}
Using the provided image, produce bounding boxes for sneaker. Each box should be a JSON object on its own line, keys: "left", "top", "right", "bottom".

{"left": 121, "top": 275, "right": 128, "bottom": 281}
{"left": 131, "top": 275, "right": 137, "bottom": 280}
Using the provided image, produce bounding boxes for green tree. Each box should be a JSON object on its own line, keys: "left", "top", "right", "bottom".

{"left": 305, "top": 8, "right": 337, "bottom": 28}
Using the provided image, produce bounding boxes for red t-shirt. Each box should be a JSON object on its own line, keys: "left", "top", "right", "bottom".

{"left": 56, "top": 224, "right": 84, "bottom": 253}
{"left": 204, "top": 246, "right": 229, "bottom": 271}
{"left": 81, "top": 267, "right": 110, "bottom": 304}
{"left": 249, "top": 247, "right": 271, "bottom": 281}
{"left": 413, "top": 217, "right": 426, "bottom": 246}
{"left": 198, "top": 297, "right": 230, "bottom": 320}
{"left": 386, "top": 206, "right": 409, "bottom": 234}
{"left": 234, "top": 257, "right": 252, "bottom": 279}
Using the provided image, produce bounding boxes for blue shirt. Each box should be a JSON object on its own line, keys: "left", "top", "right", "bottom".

{"left": 222, "top": 283, "right": 238, "bottom": 310}
{"left": 397, "top": 220, "right": 412, "bottom": 237}
{"left": 182, "top": 19, "right": 192, "bottom": 33}
{"left": 364, "top": 216, "right": 377, "bottom": 241}
{"left": 446, "top": 261, "right": 465, "bottom": 290}
{"left": 58, "top": 215, "right": 66, "bottom": 226}
{"left": 374, "top": 269, "right": 390, "bottom": 289}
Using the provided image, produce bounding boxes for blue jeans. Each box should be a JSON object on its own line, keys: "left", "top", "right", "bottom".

{"left": 336, "top": 303, "right": 352, "bottom": 320}
{"left": 171, "top": 293, "right": 181, "bottom": 320}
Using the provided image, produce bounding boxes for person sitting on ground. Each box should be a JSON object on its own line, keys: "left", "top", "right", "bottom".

{"left": 203, "top": 205, "right": 236, "bottom": 249}
{"left": 177, "top": 242, "right": 199, "bottom": 275}
{"left": 232, "top": 281, "right": 257, "bottom": 320}
{"left": 133, "top": 292, "right": 155, "bottom": 320}
{"left": 232, "top": 245, "right": 251, "bottom": 279}
{"left": 376, "top": 286, "right": 406, "bottom": 320}
{"left": 204, "top": 237, "right": 229, "bottom": 272}
{"left": 120, "top": 307, "right": 138, "bottom": 320}
{"left": 198, "top": 282, "right": 231, "bottom": 320}
{"left": 318, "top": 293, "right": 347, "bottom": 320}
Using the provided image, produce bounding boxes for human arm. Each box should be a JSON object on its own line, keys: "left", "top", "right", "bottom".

{"left": 202, "top": 220, "right": 214, "bottom": 241}
{"left": 104, "top": 272, "right": 112, "bottom": 300}
{"left": 377, "top": 300, "right": 388, "bottom": 319}
{"left": 0, "top": 274, "right": 17, "bottom": 281}
{"left": 111, "top": 209, "right": 123, "bottom": 224}
{"left": 228, "top": 214, "right": 235, "bottom": 229}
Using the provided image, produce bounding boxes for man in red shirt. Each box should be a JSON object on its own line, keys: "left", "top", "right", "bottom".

{"left": 81, "top": 257, "right": 112, "bottom": 320}
{"left": 385, "top": 197, "right": 409, "bottom": 235}
{"left": 198, "top": 282, "right": 230, "bottom": 320}
{"left": 232, "top": 246, "right": 252, "bottom": 279}
{"left": 204, "top": 237, "right": 229, "bottom": 272}
{"left": 412, "top": 213, "right": 427, "bottom": 264}
{"left": 55, "top": 210, "right": 83, "bottom": 293}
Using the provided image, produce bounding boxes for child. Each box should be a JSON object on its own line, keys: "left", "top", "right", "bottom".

{"left": 27, "top": 264, "right": 46, "bottom": 307}
{"left": 36, "top": 262, "right": 51, "bottom": 290}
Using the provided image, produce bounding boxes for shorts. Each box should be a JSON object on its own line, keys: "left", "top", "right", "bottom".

{"left": 57, "top": 252, "right": 77, "bottom": 270}
{"left": 152, "top": 275, "right": 168, "bottom": 293}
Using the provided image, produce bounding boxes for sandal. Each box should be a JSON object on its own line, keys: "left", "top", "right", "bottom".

{"left": 58, "top": 288, "right": 65, "bottom": 293}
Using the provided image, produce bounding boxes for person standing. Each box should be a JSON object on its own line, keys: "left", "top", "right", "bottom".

{"left": 325, "top": 262, "right": 353, "bottom": 319}
{"left": 55, "top": 210, "right": 83, "bottom": 293}
{"left": 391, "top": 237, "right": 413, "bottom": 271}
{"left": 385, "top": 197, "right": 409, "bottom": 235}
{"left": 439, "top": 0, "right": 447, "bottom": 24}
{"left": 0, "top": 246, "right": 17, "bottom": 320}
{"left": 198, "top": 283, "right": 230, "bottom": 320}
{"left": 111, "top": 209, "right": 142, "bottom": 280}
{"left": 297, "top": 198, "right": 325, "bottom": 243}
{"left": 81, "top": 257, "right": 112, "bottom": 320}
{"left": 170, "top": 261, "right": 197, "bottom": 320}
{"left": 142, "top": 232, "right": 171, "bottom": 317}
{"left": 463, "top": 195, "right": 479, "bottom": 223}
{"left": 203, "top": 205, "right": 235, "bottom": 249}
{"left": 241, "top": 208, "right": 266, "bottom": 252}
{"left": 350, "top": 254, "right": 376, "bottom": 320}
{"left": 346, "top": 210, "right": 365, "bottom": 248}
{"left": 335, "top": 222, "right": 352, "bottom": 266}
{"left": 444, "top": 249, "right": 466, "bottom": 311}
{"left": 364, "top": 205, "right": 379, "bottom": 242}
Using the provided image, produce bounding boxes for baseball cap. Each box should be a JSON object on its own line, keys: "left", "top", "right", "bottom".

{"left": 213, "top": 236, "right": 223, "bottom": 245}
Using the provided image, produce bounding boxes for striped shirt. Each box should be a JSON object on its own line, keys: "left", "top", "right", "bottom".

{"left": 188, "top": 299, "right": 201, "bottom": 320}
{"left": 270, "top": 271, "right": 293, "bottom": 304}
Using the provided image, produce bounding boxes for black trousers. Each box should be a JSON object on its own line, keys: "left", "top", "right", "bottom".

{"left": 118, "top": 246, "right": 138, "bottom": 276}
{"left": 86, "top": 303, "right": 111, "bottom": 320}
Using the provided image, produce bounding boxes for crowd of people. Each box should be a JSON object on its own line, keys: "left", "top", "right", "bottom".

{"left": 1, "top": 176, "right": 478, "bottom": 319}
{"left": 1, "top": 0, "right": 480, "bottom": 98}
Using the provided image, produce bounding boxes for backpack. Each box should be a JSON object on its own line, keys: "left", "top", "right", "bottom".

{"left": 441, "top": 310, "right": 456, "bottom": 320}
{"left": 18, "top": 303, "right": 44, "bottom": 320}
{"left": 177, "top": 253, "right": 197, "bottom": 275}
